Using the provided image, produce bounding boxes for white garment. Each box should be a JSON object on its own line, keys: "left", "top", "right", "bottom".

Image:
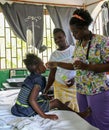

{"left": 49, "top": 45, "right": 76, "bottom": 85}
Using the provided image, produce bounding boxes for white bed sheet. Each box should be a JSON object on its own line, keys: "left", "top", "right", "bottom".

{"left": 0, "top": 89, "right": 99, "bottom": 130}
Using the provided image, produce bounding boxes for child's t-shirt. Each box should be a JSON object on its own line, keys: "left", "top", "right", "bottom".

{"left": 17, "top": 72, "right": 46, "bottom": 106}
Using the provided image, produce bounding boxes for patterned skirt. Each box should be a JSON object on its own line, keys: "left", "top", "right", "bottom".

{"left": 53, "top": 80, "right": 79, "bottom": 112}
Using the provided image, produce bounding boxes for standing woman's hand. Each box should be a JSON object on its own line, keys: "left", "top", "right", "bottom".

{"left": 46, "top": 62, "right": 57, "bottom": 69}
{"left": 73, "top": 60, "right": 88, "bottom": 70}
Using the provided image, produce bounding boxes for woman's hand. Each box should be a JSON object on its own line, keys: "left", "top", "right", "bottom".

{"left": 73, "top": 60, "right": 88, "bottom": 70}
{"left": 65, "top": 78, "right": 75, "bottom": 87}
{"left": 44, "top": 114, "right": 58, "bottom": 120}
{"left": 46, "top": 62, "right": 57, "bottom": 69}
{"left": 42, "top": 94, "right": 51, "bottom": 100}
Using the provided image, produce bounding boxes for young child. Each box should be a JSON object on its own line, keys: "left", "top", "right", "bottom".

{"left": 11, "top": 53, "right": 91, "bottom": 120}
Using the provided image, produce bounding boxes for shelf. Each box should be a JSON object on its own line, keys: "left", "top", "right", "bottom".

{"left": 2, "top": 83, "right": 21, "bottom": 90}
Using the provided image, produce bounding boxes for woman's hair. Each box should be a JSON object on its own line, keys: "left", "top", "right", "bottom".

{"left": 53, "top": 28, "right": 66, "bottom": 36}
{"left": 69, "top": 8, "right": 93, "bottom": 27}
{"left": 23, "top": 53, "right": 41, "bottom": 72}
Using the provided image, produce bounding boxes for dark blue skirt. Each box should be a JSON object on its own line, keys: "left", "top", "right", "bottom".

{"left": 11, "top": 95, "right": 50, "bottom": 117}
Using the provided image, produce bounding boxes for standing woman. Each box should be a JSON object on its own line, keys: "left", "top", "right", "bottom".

{"left": 46, "top": 9, "right": 109, "bottom": 130}
{"left": 44, "top": 28, "right": 78, "bottom": 112}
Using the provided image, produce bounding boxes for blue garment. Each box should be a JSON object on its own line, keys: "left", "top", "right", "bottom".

{"left": 77, "top": 91, "right": 109, "bottom": 130}
{"left": 11, "top": 72, "right": 49, "bottom": 117}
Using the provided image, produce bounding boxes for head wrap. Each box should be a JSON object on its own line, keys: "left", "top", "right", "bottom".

{"left": 73, "top": 14, "right": 85, "bottom": 21}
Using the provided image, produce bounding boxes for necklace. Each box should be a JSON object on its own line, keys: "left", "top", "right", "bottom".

{"left": 86, "top": 32, "right": 93, "bottom": 60}
{"left": 79, "top": 31, "right": 93, "bottom": 60}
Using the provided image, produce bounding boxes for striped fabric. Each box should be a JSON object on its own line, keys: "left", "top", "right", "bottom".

{"left": 17, "top": 85, "right": 30, "bottom": 106}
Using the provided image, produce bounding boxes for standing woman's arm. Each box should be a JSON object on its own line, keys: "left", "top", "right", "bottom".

{"left": 46, "top": 62, "right": 74, "bottom": 70}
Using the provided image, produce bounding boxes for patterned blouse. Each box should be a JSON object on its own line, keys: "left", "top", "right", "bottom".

{"left": 73, "top": 34, "right": 109, "bottom": 95}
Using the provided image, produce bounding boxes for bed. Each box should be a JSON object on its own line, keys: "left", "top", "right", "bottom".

{"left": 0, "top": 89, "right": 99, "bottom": 130}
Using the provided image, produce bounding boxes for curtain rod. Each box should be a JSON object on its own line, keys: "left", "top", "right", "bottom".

{"left": 6, "top": 0, "right": 104, "bottom": 8}
{"left": 6, "top": 0, "right": 83, "bottom": 7}
{"left": 86, "top": 0, "right": 104, "bottom": 7}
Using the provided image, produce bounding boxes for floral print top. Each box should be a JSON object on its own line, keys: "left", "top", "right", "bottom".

{"left": 73, "top": 34, "right": 109, "bottom": 95}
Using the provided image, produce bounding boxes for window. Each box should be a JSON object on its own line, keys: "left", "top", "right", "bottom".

{"left": 0, "top": 10, "right": 56, "bottom": 69}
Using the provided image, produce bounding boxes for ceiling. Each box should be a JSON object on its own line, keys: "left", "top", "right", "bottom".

{"left": 0, "top": 0, "right": 106, "bottom": 13}
{"left": 0, "top": 0, "right": 105, "bottom": 6}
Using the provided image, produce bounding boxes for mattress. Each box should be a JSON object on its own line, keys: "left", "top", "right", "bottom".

{"left": 0, "top": 89, "right": 99, "bottom": 130}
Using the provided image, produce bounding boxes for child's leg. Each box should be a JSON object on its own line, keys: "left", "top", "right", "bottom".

{"left": 50, "top": 99, "right": 73, "bottom": 111}
{"left": 49, "top": 99, "right": 91, "bottom": 118}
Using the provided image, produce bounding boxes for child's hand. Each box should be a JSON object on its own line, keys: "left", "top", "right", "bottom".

{"left": 44, "top": 114, "right": 58, "bottom": 120}
{"left": 42, "top": 94, "right": 50, "bottom": 100}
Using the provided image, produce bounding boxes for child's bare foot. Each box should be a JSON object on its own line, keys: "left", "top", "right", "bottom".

{"left": 77, "top": 107, "right": 91, "bottom": 118}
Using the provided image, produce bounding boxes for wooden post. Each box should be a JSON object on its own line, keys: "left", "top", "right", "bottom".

{"left": 82, "top": 3, "right": 86, "bottom": 10}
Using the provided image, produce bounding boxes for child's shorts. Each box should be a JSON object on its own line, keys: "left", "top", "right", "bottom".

{"left": 11, "top": 95, "right": 50, "bottom": 117}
